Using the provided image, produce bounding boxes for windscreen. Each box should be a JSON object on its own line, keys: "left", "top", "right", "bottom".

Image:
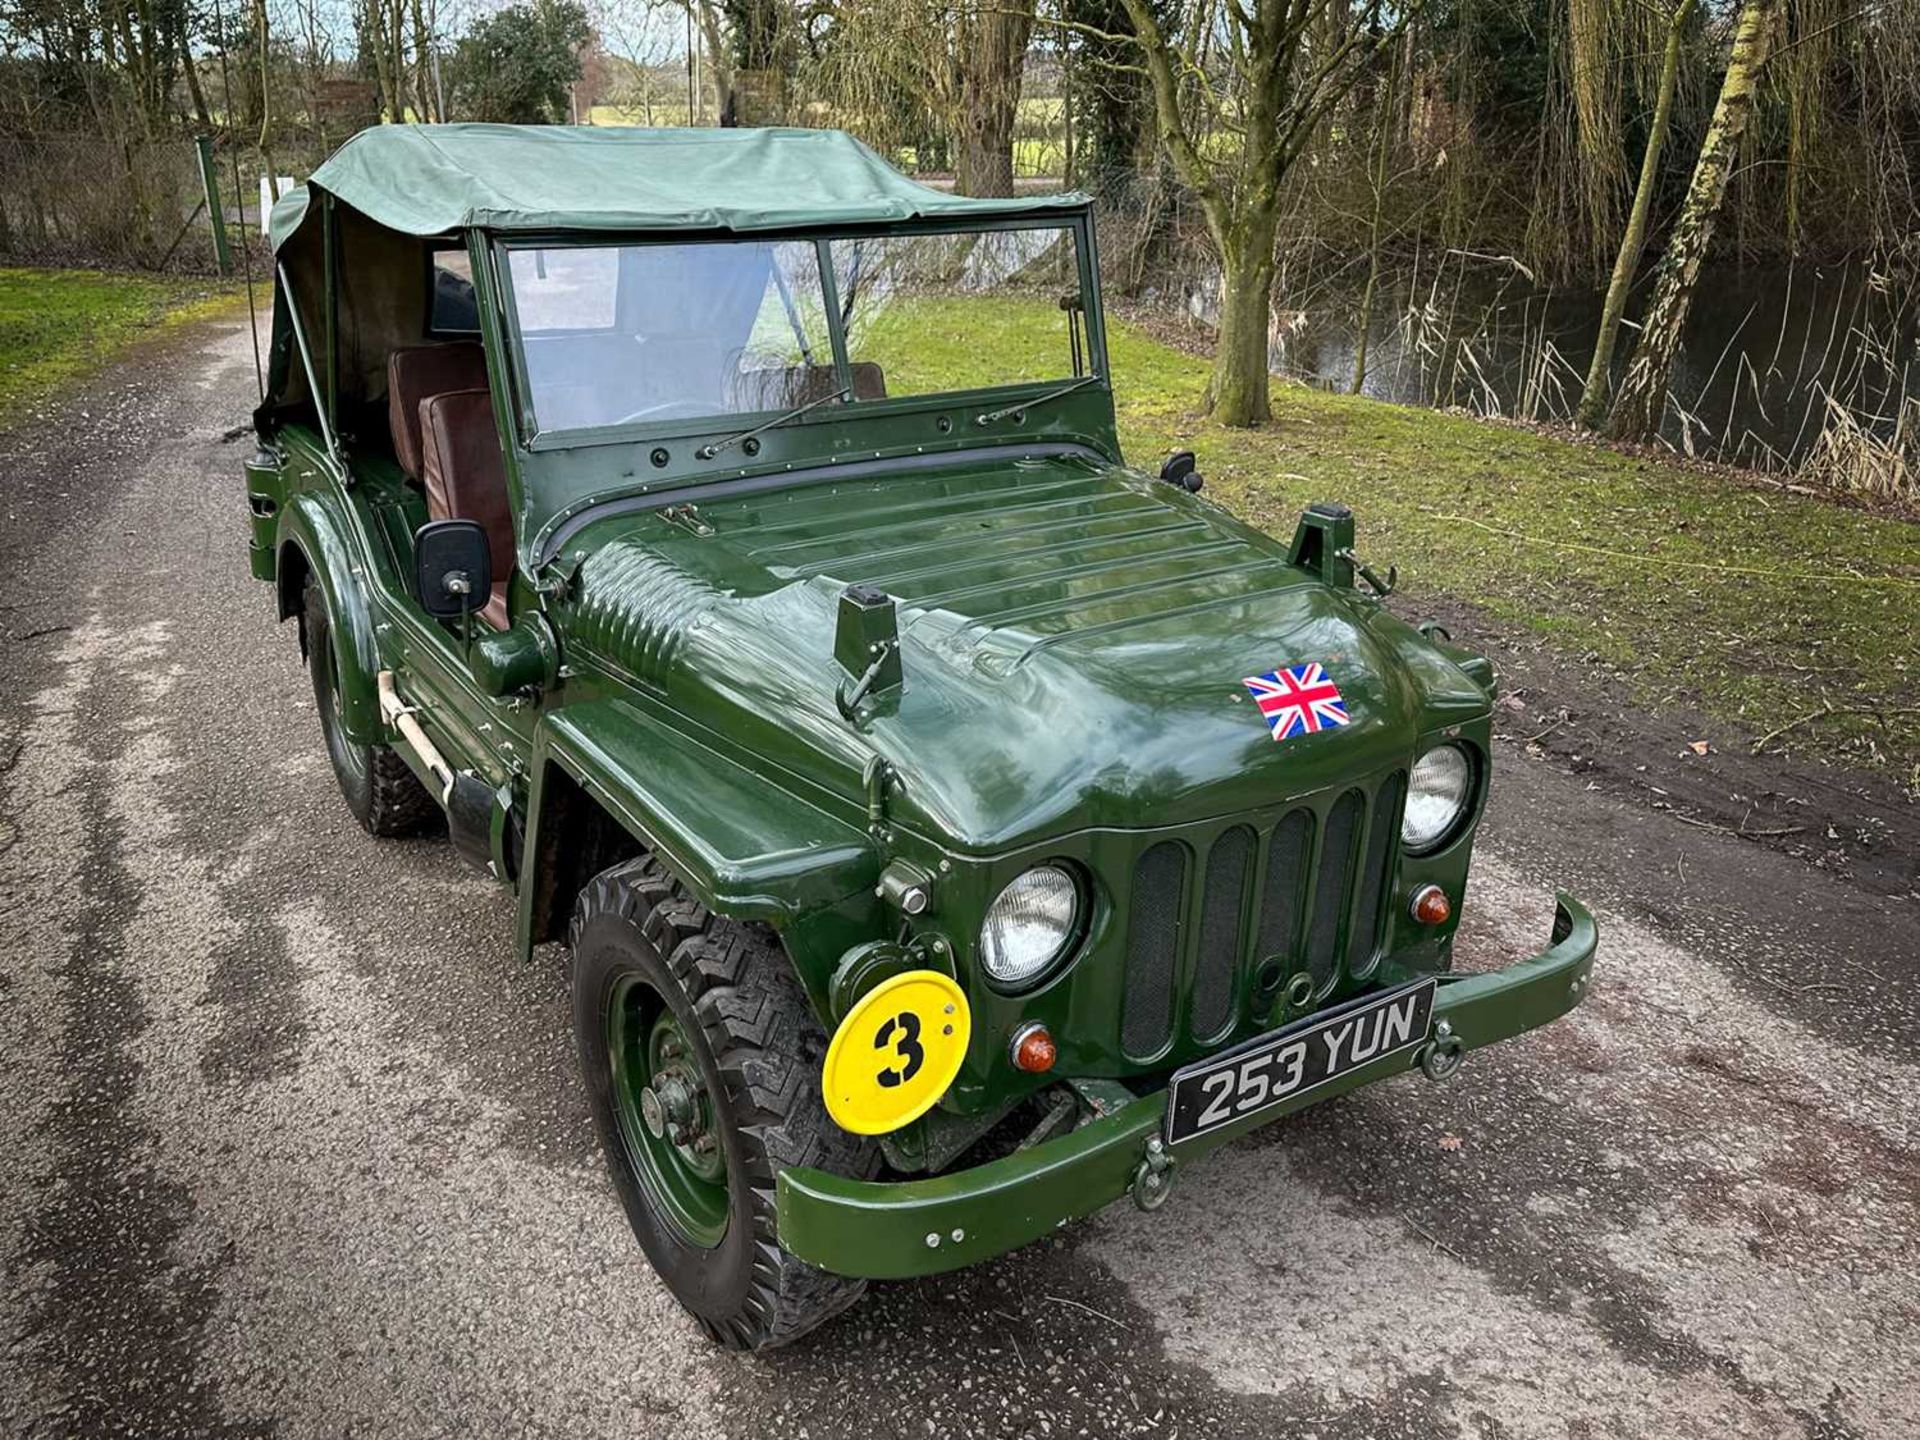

{"left": 832, "top": 226, "right": 1086, "bottom": 396}
{"left": 501, "top": 226, "right": 1089, "bottom": 438}
{"left": 504, "top": 240, "right": 835, "bottom": 434}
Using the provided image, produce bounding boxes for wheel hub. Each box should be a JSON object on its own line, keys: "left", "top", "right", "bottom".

{"left": 640, "top": 1067, "right": 704, "bottom": 1145}
{"left": 606, "top": 978, "right": 730, "bottom": 1248}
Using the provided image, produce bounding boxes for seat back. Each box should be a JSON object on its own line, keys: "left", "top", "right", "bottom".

{"left": 387, "top": 342, "right": 488, "bottom": 478}
{"left": 731, "top": 361, "right": 888, "bottom": 412}
{"left": 419, "top": 389, "right": 514, "bottom": 588}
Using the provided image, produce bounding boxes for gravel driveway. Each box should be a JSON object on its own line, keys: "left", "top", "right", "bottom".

{"left": 2, "top": 314, "right": 1914, "bottom": 1439}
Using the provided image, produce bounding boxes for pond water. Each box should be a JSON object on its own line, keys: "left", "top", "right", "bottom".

{"left": 1169, "top": 256, "right": 1918, "bottom": 466}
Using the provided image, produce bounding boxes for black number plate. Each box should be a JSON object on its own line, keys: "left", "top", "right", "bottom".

{"left": 1164, "top": 979, "right": 1438, "bottom": 1147}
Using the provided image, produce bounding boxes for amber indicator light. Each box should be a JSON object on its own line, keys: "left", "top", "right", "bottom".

{"left": 1410, "top": 884, "right": 1451, "bottom": 926}
{"left": 1010, "top": 1023, "right": 1057, "bottom": 1073}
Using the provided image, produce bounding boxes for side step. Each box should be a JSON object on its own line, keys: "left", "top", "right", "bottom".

{"left": 377, "top": 670, "right": 499, "bottom": 872}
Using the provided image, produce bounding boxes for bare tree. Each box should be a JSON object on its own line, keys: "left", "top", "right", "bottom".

{"left": 1120, "top": 0, "right": 1421, "bottom": 426}
{"left": 1608, "top": 0, "right": 1780, "bottom": 442}
{"left": 1574, "top": 0, "right": 1698, "bottom": 430}
{"left": 642, "top": 0, "right": 737, "bottom": 121}
{"left": 593, "top": 0, "right": 690, "bottom": 121}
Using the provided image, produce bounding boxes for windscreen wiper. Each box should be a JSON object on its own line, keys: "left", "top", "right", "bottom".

{"left": 975, "top": 374, "right": 1101, "bottom": 428}
{"left": 698, "top": 385, "right": 852, "bottom": 460}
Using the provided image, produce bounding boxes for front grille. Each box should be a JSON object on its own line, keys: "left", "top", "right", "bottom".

{"left": 1192, "top": 826, "right": 1254, "bottom": 1040}
{"left": 1305, "top": 790, "right": 1364, "bottom": 987}
{"left": 1257, "top": 810, "right": 1311, "bottom": 964}
{"left": 1117, "top": 773, "right": 1405, "bottom": 1060}
{"left": 1347, "top": 773, "right": 1404, "bottom": 981}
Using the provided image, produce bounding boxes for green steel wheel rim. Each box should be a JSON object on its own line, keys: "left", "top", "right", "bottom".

{"left": 326, "top": 643, "right": 367, "bottom": 783}
{"left": 606, "top": 975, "right": 729, "bottom": 1249}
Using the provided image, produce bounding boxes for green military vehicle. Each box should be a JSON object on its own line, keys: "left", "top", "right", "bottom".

{"left": 247, "top": 124, "right": 1598, "bottom": 1349}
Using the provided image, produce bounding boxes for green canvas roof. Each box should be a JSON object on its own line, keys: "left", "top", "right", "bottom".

{"left": 269, "top": 123, "right": 1087, "bottom": 250}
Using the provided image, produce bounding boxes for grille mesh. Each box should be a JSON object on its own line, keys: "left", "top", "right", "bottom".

{"left": 1257, "top": 810, "right": 1312, "bottom": 966}
{"left": 1122, "top": 842, "right": 1187, "bottom": 1058}
{"left": 1192, "top": 827, "right": 1253, "bottom": 1039}
{"left": 1347, "top": 773, "right": 1404, "bottom": 979}
{"left": 1305, "top": 790, "right": 1364, "bottom": 987}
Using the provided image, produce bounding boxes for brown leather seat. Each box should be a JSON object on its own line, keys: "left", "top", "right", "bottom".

{"left": 733, "top": 361, "right": 888, "bottom": 411}
{"left": 419, "top": 388, "right": 512, "bottom": 630}
{"left": 387, "top": 342, "right": 487, "bottom": 479}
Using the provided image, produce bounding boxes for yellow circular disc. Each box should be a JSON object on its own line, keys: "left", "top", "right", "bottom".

{"left": 822, "top": 969, "right": 971, "bottom": 1136}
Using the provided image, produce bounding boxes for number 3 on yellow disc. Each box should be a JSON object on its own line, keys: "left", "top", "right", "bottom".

{"left": 822, "top": 970, "right": 971, "bottom": 1136}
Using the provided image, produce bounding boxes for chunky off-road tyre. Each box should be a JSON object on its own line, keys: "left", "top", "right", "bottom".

{"left": 571, "top": 855, "right": 878, "bottom": 1350}
{"left": 302, "top": 573, "right": 438, "bottom": 837}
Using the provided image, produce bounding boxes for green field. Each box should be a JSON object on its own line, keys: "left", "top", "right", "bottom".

{"left": 866, "top": 298, "right": 1920, "bottom": 777}
{"left": 588, "top": 103, "right": 694, "bottom": 128}
{"left": 587, "top": 99, "right": 1083, "bottom": 178}
{"left": 0, "top": 268, "right": 242, "bottom": 429}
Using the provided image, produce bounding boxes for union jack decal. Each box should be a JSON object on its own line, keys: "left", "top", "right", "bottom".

{"left": 1243, "top": 663, "right": 1351, "bottom": 741}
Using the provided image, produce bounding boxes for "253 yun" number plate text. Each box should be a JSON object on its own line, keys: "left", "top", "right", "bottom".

{"left": 1164, "top": 979, "right": 1438, "bottom": 1146}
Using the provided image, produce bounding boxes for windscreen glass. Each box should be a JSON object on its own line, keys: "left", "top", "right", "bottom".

{"left": 504, "top": 240, "right": 836, "bottom": 434}
{"left": 502, "top": 227, "right": 1089, "bottom": 438}
{"left": 831, "top": 227, "right": 1086, "bottom": 397}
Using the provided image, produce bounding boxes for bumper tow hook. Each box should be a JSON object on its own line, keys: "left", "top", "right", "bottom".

{"left": 1418, "top": 1020, "right": 1466, "bottom": 1082}
{"left": 1131, "top": 1137, "right": 1176, "bottom": 1212}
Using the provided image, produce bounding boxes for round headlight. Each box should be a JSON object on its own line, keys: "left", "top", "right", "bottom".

{"left": 1402, "top": 744, "right": 1474, "bottom": 852}
{"left": 980, "top": 865, "right": 1081, "bottom": 988}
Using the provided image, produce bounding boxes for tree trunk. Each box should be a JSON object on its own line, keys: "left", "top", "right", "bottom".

{"left": 1575, "top": 0, "right": 1696, "bottom": 429}
{"left": 254, "top": 0, "right": 281, "bottom": 219}
{"left": 254, "top": 0, "right": 273, "bottom": 150}
{"left": 692, "top": 0, "right": 736, "bottom": 126}
{"left": 1210, "top": 228, "right": 1277, "bottom": 425}
{"left": 364, "top": 0, "right": 400, "bottom": 121}
{"left": 956, "top": 0, "right": 1036, "bottom": 197}
{"left": 390, "top": 0, "right": 408, "bottom": 122}
{"left": 410, "top": 0, "right": 434, "bottom": 121}
{"left": 1608, "top": 0, "right": 1778, "bottom": 441}
{"left": 1351, "top": 50, "right": 1399, "bottom": 395}
{"left": 179, "top": 22, "right": 213, "bottom": 129}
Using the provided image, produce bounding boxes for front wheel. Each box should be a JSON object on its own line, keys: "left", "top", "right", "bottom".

{"left": 302, "top": 573, "right": 438, "bottom": 837}
{"left": 570, "top": 856, "right": 877, "bottom": 1349}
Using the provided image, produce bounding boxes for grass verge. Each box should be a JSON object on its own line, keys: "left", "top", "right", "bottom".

{"left": 0, "top": 267, "right": 245, "bottom": 430}
{"left": 1110, "top": 316, "right": 1920, "bottom": 779}
{"left": 872, "top": 297, "right": 1920, "bottom": 779}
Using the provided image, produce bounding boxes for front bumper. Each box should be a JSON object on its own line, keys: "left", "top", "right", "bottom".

{"left": 777, "top": 891, "right": 1598, "bottom": 1279}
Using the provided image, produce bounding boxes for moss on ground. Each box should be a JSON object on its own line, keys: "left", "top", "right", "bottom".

{"left": 862, "top": 298, "right": 1920, "bottom": 777}
{"left": 0, "top": 268, "right": 244, "bottom": 430}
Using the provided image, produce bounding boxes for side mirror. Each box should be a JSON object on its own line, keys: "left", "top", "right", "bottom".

{"left": 1159, "top": 450, "right": 1204, "bottom": 493}
{"left": 414, "top": 519, "right": 492, "bottom": 620}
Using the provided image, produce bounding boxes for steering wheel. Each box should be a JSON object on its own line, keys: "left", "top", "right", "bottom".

{"left": 610, "top": 399, "right": 711, "bottom": 426}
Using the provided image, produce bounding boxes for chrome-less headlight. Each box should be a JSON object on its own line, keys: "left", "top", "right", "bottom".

{"left": 1402, "top": 744, "right": 1474, "bottom": 852}
{"left": 980, "top": 865, "right": 1081, "bottom": 988}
